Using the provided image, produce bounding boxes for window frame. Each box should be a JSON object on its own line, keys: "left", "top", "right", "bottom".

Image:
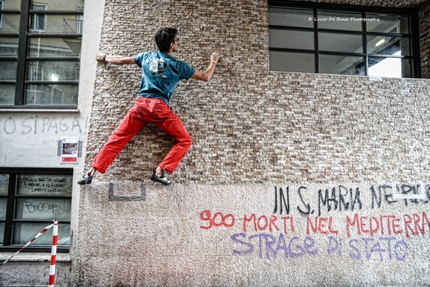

{"left": 0, "top": 167, "right": 72, "bottom": 253}
{"left": 0, "top": 0, "right": 4, "bottom": 30}
{"left": 0, "top": 0, "right": 84, "bottom": 109}
{"left": 29, "top": 3, "right": 47, "bottom": 32}
{"left": 268, "top": 1, "right": 421, "bottom": 78}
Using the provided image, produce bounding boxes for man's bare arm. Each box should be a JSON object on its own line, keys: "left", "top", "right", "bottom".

{"left": 191, "top": 52, "right": 220, "bottom": 82}
{"left": 96, "top": 52, "right": 135, "bottom": 65}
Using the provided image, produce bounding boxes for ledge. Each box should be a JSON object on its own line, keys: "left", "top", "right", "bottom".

{"left": 0, "top": 109, "right": 80, "bottom": 113}
{"left": 0, "top": 252, "right": 71, "bottom": 263}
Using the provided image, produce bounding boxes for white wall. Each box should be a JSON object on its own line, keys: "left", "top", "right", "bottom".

{"left": 0, "top": 0, "right": 104, "bottom": 285}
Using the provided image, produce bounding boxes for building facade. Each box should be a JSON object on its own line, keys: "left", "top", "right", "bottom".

{"left": 1, "top": 0, "right": 430, "bottom": 286}
{"left": 0, "top": 0, "right": 98, "bottom": 285}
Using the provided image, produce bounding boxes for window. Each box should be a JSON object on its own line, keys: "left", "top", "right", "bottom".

{"left": 0, "top": 0, "right": 84, "bottom": 109}
{"left": 268, "top": 1, "right": 420, "bottom": 78}
{"left": 0, "top": 168, "right": 72, "bottom": 252}
{"left": 0, "top": 1, "right": 4, "bottom": 29}
{"left": 29, "top": 3, "right": 47, "bottom": 32}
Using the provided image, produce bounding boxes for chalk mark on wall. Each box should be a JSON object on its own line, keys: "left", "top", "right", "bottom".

{"left": 274, "top": 184, "right": 429, "bottom": 217}
{"left": 0, "top": 115, "right": 87, "bottom": 135}
{"left": 391, "top": 182, "right": 427, "bottom": 200}
{"left": 200, "top": 184, "right": 430, "bottom": 262}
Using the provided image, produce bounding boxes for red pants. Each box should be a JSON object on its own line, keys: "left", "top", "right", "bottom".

{"left": 91, "top": 97, "right": 192, "bottom": 174}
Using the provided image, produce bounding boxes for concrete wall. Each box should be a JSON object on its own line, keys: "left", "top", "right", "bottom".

{"left": 0, "top": 261, "right": 71, "bottom": 287}
{"left": 77, "top": 182, "right": 429, "bottom": 286}
{"left": 74, "top": 0, "right": 430, "bottom": 286}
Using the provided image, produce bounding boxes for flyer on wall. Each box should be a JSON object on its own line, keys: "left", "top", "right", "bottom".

{"left": 61, "top": 137, "right": 79, "bottom": 163}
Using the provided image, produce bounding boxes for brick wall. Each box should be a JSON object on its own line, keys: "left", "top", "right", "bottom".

{"left": 279, "top": 0, "right": 428, "bottom": 7}
{"left": 85, "top": 0, "right": 430, "bottom": 184}
{"left": 76, "top": 1, "right": 430, "bottom": 286}
{"left": 420, "top": 1, "right": 430, "bottom": 78}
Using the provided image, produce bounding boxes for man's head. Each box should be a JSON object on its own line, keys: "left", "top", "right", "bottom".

{"left": 155, "top": 27, "right": 178, "bottom": 53}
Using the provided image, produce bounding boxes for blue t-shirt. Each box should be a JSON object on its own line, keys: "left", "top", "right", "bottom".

{"left": 133, "top": 51, "right": 195, "bottom": 104}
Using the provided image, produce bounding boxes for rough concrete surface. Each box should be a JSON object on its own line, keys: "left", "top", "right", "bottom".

{"left": 75, "top": 181, "right": 429, "bottom": 286}
{"left": 0, "top": 261, "right": 71, "bottom": 287}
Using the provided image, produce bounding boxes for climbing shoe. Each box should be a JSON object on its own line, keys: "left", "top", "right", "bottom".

{"left": 150, "top": 171, "right": 172, "bottom": 186}
{"left": 78, "top": 175, "right": 93, "bottom": 185}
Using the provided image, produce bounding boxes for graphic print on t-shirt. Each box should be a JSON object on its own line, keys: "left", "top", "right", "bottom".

{"left": 150, "top": 58, "right": 167, "bottom": 76}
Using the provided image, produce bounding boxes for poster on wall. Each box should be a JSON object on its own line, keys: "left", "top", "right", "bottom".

{"left": 61, "top": 137, "right": 79, "bottom": 163}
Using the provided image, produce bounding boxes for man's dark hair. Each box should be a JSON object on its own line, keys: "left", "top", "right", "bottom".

{"left": 154, "top": 28, "right": 178, "bottom": 53}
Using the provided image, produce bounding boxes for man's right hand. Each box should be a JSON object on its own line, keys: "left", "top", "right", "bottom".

{"left": 211, "top": 52, "right": 220, "bottom": 63}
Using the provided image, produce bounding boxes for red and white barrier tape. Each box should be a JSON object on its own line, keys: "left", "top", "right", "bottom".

{"left": 0, "top": 220, "right": 57, "bottom": 266}
{"left": 0, "top": 220, "right": 59, "bottom": 287}
{"left": 48, "top": 220, "right": 58, "bottom": 287}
